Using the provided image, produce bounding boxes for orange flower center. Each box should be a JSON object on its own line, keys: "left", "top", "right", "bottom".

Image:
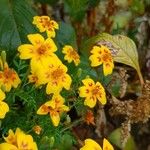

{"left": 92, "top": 86, "right": 99, "bottom": 95}
{"left": 69, "top": 49, "right": 79, "bottom": 60}
{"left": 102, "top": 53, "right": 112, "bottom": 62}
{"left": 3, "top": 68, "right": 16, "bottom": 82}
{"left": 51, "top": 68, "right": 64, "bottom": 80}
{"left": 41, "top": 105, "right": 51, "bottom": 113}
{"left": 37, "top": 45, "right": 47, "bottom": 55}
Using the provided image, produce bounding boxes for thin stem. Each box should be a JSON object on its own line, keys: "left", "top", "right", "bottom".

{"left": 61, "top": 118, "right": 83, "bottom": 133}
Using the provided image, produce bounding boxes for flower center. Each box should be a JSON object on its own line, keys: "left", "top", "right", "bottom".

{"left": 51, "top": 68, "right": 64, "bottom": 80}
{"left": 92, "top": 87, "right": 99, "bottom": 95}
{"left": 102, "top": 53, "right": 112, "bottom": 62}
{"left": 69, "top": 49, "right": 79, "bottom": 60}
{"left": 41, "top": 105, "right": 51, "bottom": 113}
{"left": 37, "top": 45, "right": 47, "bottom": 55}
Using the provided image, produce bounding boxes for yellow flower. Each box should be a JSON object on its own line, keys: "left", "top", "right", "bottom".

{"left": 33, "top": 16, "right": 59, "bottom": 38}
{"left": 44, "top": 61, "right": 72, "bottom": 94}
{"left": 0, "top": 89, "right": 9, "bottom": 119}
{"left": 62, "top": 45, "right": 80, "bottom": 66}
{"left": 0, "top": 62, "right": 21, "bottom": 92}
{"left": 0, "top": 128, "right": 38, "bottom": 150}
{"left": 89, "top": 45, "right": 114, "bottom": 76}
{"left": 79, "top": 78, "right": 106, "bottom": 108}
{"left": 80, "top": 138, "right": 114, "bottom": 150}
{"left": 18, "top": 33, "right": 58, "bottom": 70}
{"left": 37, "top": 94, "right": 69, "bottom": 126}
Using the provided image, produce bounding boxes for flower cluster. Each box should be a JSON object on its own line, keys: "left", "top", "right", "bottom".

{"left": 0, "top": 14, "right": 115, "bottom": 150}
{"left": 0, "top": 128, "right": 38, "bottom": 150}
{"left": 18, "top": 16, "right": 78, "bottom": 126}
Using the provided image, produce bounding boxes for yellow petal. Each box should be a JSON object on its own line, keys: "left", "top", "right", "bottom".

{"left": 50, "top": 111, "right": 60, "bottom": 127}
{"left": 12, "top": 76, "right": 21, "bottom": 88}
{"left": 37, "top": 103, "right": 50, "bottom": 115}
{"left": 0, "top": 143, "right": 18, "bottom": 150}
{"left": 103, "top": 62, "right": 114, "bottom": 76}
{"left": 89, "top": 54, "right": 103, "bottom": 67}
{"left": 0, "top": 101, "right": 9, "bottom": 119}
{"left": 61, "top": 105, "right": 69, "bottom": 112}
{"left": 0, "top": 89, "right": 5, "bottom": 101}
{"left": 80, "top": 139, "right": 102, "bottom": 150}
{"left": 97, "top": 92, "right": 107, "bottom": 105}
{"left": 27, "top": 34, "right": 44, "bottom": 45}
{"left": 46, "top": 82, "right": 62, "bottom": 94}
{"left": 84, "top": 97, "right": 97, "bottom": 108}
{"left": 50, "top": 20, "right": 59, "bottom": 29}
{"left": 44, "top": 38, "right": 57, "bottom": 53}
{"left": 63, "top": 74, "right": 72, "bottom": 90}
{"left": 103, "top": 138, "right": 114, "bottom": 150}
{"left": 79, "top": 86, "right": 89, "bottom": 97}
{"left": 3, "top": 83, "right": 11, "bottom": 92}
{"left": 82, "top": 78, "right": 95, "bottom": 87}
{"left": 4, "top": 129, "right": 16, "bottom": 144}
{"left": 46, "top": 29, "right": 56, "bottom": 38}
{"left": 62, "top": 45, "right": 72, "bottom": 54}
{"left": 18, "top": 44, "right": 34, "bottom": 59}
{"left": 90, "top": 46, "right": 101, "bottom": 54}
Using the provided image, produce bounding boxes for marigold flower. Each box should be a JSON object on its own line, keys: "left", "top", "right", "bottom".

{"left": 0, "top": 62, "right": 21, "bottom": 92}
{"left": 89, "top": 45, "right": 114, "bottom": 76}
{"left": 0, "top": 89, "right": 9, "bottom": 119}
{"left": 37, "top": 95, "right": 69, "bottom": 126}
{"left": 79, "top": 78, "right": 106, "bottom": 108}
{"left": 44, "top": 61, "right": 72, "bottom": 94}
{"left": 18, "top": 33, "right": 58, "bottom": 70}
{"left": 33, "top": 16, "right": 59, "bottom": 38}
{"left": 0, "top": 128, "right": 38, "bottom": 150}
{"left": 85, "top": 110, "right": 95, "bottom": 125}
{"left": 62, "top": 45, "right": 80, "bottom": 66}
{"left": 80, "top": 138, "right": 114, "bottom": 150}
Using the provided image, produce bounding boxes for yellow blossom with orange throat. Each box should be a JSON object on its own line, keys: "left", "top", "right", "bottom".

{"left": 62, "top": 45, "right": 80, "bottom": 66}
{"left": 18, "top": 33, "right": 58, "bottom": 70}
{"left": 0, "top": 128, "right": 38, "bottom": 150}
{"left": 43, "top": 60, "right": 72, "bottom": 94}
{"left": 0, "top": 89, "right": 9, "bottom": 119}
{"left": 80, "top": 138, "right": 114, "bottom": 150}
{"left": 33, "top": 16, "right": 59, "bottom": 38}
{"left": 0, "top": 62, "right": 21, "bottom": 92}
{"left": 89, "top": 45, "right": 114, "bottom": 76}
{"left": 79, "top": 78, "right": 106, "bottom": 108}
{"left": 37, "top": 94, "right": 69, "bottom": 126}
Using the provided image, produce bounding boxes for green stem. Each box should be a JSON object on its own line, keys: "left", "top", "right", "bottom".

{"left": 61, "top": 118, "right": 83, "bottom": 133}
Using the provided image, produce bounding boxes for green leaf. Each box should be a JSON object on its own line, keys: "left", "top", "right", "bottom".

{"left": 0, "top": 0, "right": 37, "bottom": 57}
{"left": 108, "top": 128, "right": 136, "bottom": 150}
{"left": 56, "top": 21, "right": 77, "bottom": 48}
{"left": 82, "top": 33, "right": 144, "bottom": 85}
{"left": 64, "top": 0, "right": 88, "bottom": 22}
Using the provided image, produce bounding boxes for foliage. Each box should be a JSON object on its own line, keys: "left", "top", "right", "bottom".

{"left": 0, "top": 0, "right": 149, "bottom": 150}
